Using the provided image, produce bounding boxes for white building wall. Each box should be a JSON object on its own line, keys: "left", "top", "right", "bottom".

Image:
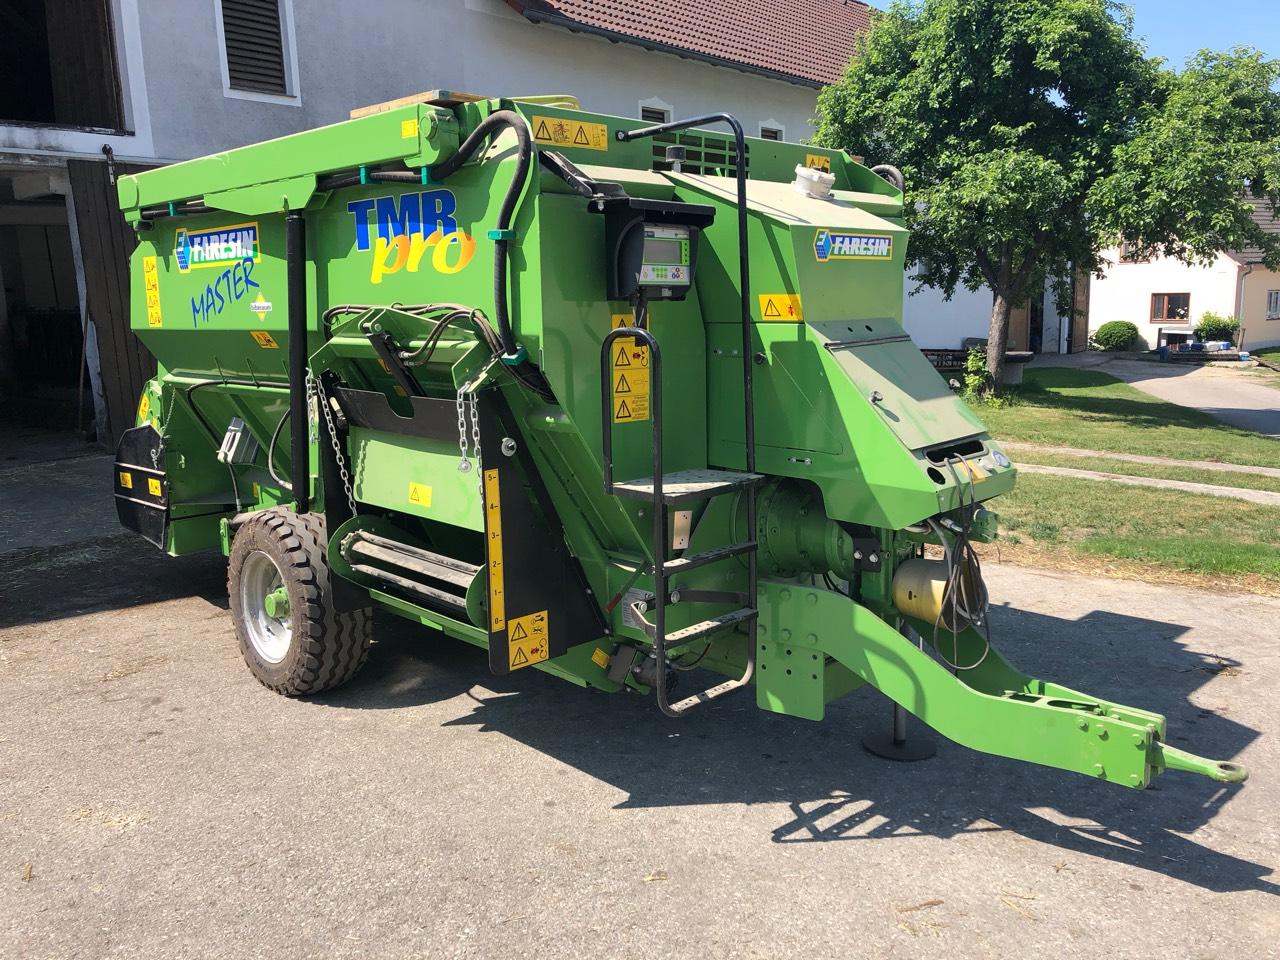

{"left": 901, "top": 281, "right": 992, "bottom": 349}
{"left": 1088, "top": 249, "right": 1241, "bottom": 349}
{"left": 132, "top": 0, "right": 822, "bottom": 162}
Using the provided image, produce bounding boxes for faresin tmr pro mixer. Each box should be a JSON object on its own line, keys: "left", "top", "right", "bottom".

{"left": 112, "top": 92, "right": 1246, "bottom": 790}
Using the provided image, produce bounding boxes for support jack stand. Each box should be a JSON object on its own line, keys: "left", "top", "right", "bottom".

{"left": 862, "top": 702, "right": 937, "bottom": 762}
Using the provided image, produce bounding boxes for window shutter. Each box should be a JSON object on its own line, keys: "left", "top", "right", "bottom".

{"left": 221, "top": 0, "right": 288, "bottom": 95}
{"left": 760, "top": 127, "right": 782, "bottom": 141}
{"left": 641, "top": 106, "right": 670, "bottom": 124}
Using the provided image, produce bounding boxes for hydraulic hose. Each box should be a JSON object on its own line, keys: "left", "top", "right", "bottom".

{"left": 428, "top": 109, "right": 532, "bottom": 360}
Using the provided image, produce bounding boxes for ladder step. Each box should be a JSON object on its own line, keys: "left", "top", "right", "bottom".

{"left": 663, "top": 541, "right": 756, "bottom": 575}
{"left": 668, "top": 675, "right": 753, "bottom": 715}
{"left": 612, "top": 468, "right": 764, "bottom": 505}
{"left": 665, "top": 607, "right": 758, "bottom": 645}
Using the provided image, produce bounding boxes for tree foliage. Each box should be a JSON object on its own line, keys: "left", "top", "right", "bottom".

{"left": 815, "top": 0, "right": 1280, "bottom": 379}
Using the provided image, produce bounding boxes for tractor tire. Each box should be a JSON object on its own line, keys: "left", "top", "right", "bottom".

{"left": 227, "top": 509, "right": 372, "bottom": 696}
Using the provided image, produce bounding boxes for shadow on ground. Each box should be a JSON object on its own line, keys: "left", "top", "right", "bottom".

{"left": 312, "top": 597, "right": 1269, "bottom": 897}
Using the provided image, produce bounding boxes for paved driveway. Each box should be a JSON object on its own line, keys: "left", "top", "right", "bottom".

{"left": 1090, "top": 359, "right": 1280, "bottom": 437}
{"left": 2, "top": 458, "right": 1277, "bottom": 958}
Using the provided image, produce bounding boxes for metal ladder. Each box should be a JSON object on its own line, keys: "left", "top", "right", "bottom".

{"left": 600, "top": 319, "right": 761, "bottom": 716}
{"left": 601, "top": 112, "right": 762, "bottom": 717}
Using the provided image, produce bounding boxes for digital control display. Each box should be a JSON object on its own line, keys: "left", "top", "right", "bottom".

{"left": 643, "top": 238, "right": 684, "bottom": 265}
{"left": 639, "top": 224, "right": 692, "bottom": 286}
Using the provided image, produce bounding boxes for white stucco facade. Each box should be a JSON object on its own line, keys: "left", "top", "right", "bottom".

{"left": 0, "top": 0, "right": 824, "bottom": 167}
{"left": 1089, "top": 249, "right": 1280, "bottom": 352}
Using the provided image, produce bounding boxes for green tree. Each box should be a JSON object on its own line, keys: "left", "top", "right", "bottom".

{"left": 815, "top": 0, "right": 1280, "bottom": 385}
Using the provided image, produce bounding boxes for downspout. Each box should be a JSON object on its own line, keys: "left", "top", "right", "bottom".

{"left": 1237, "top": 262, "right": 1253, "bottom": 350}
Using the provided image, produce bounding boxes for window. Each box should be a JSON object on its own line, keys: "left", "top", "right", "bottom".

{"left": 1267, "top": 290, "right": 1280, "bottom": 321}
{"left": 1151, "top": 292, "right": 1191, "bottom": 322}
{"left": 217, "top": 0, "right": 296, "bottom": 99}
{"left": 1118, "top": 242, "right": 1149, "bottom": 263}
{"left": 760, "top": 126, "right": 783, "bottom": 141}
{"left": 641, "top": 106, "right": 671, "bottom": 125}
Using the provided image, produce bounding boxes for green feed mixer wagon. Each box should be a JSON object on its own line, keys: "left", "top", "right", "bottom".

{"left": 112, "top": 92, "right": 1246, "bottom": 790}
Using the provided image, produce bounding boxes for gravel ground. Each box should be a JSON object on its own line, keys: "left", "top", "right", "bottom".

{"left": 1, "top": 439, "right": 1276, "bottom": 959}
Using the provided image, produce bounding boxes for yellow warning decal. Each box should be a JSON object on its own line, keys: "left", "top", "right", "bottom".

{"left": 532, "top": 115, "right": 609, "bottom": 152}
{"left": 250, "top": 331, "right": 279, "bottom": 349}
{"left": 400, "top": 118, "right": 419, "bottom": 139}
{"left": 805, "top": 153, "right": 832, "bottom": 173}
{"left": 758, "top": 293, "right": 804, "bottom": 323}
{"left": 483, "top": 468, "right": 505, "bottom": 632}
{"left": 407, "top": 482, "right": 433, "bottom": 508}
{"left": 147, "top": 477, "right": 162, "bottom": 497}
{"left": 118, "top": 471, "right": 133, "bottom": 490}
{"left": 142, "top": 256, "right": 163, "bottom": 328}
{"left": 591, "top": 647, "right": 611, "bottom": 669}
{"left": 137, "top": 393, "right": 150, "bottom": 423}
{"left": 508, "top": 610, "right": 550, "bottom": 670}
{"left": 610, "top": 314, "right": 650, "bottom": 422}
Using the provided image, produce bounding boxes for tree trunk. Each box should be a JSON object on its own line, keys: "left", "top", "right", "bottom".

{"left": 986, "top": 289, "right": 1013, "bottom": 388}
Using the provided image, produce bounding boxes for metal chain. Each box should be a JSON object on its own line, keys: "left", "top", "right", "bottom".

{"left": 456, "top": 356, "right": 499, "bottom": 484}
{"left": 468, "top": 392, "right": 482, "bottom": 484}
{"left": 456, "top": 387, "right": 472, "bottom": 474}
{"left": 310, "top": 374, "right": 357, "bottom": 515}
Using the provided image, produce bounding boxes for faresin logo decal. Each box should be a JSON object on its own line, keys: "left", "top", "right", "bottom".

{"left": 175, "top": 222, "right": 259, "bottom": 273}
{"left": 346, "top": 190, "right": 476, "bottom": 283}
{"left": 814, "top": 229, "right": 894, "bottom": 262}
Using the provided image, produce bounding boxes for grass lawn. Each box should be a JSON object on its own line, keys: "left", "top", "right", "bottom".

{"left": 967, "top": 367, "right": 1280, "bottom": 593}
{"left": 974, "top": 367, "right": 1280, "bottom": 467}
{"left": 986, "top": 474, "right": 1280, "bottom": 595}
{"left": 1011, "top": 449, "right": 1280, "bottom": 495}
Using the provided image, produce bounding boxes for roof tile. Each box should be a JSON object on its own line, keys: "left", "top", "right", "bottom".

{"left": 507, "top": 0, "right": 872, "bottom": 86}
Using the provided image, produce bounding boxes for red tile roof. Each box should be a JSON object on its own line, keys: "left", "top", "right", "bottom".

{"left": 1231, "top": 195, "right": 1280, "bottom": 265}
{"left": 505, "top": 0, "right": 873, "bottom": 87}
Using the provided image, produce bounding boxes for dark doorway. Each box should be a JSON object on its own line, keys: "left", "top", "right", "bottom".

{"left": 0, "top": 0, "right": 125, "bottom": 130}
{"left": 0, "top": 173, "right": 91, "bottom": 432}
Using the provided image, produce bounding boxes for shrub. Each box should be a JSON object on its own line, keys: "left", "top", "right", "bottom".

{"left": 1092, "top": 320, "right": 1139, "bottom": 351}
{"left": 1194, "top": 312, "right": 1240, "bottom": 343}
{"left": 962, "top": 345, "right": 990, "bottom": 397}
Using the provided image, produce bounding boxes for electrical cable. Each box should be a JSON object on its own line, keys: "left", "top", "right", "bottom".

{"left": 924, "top": 452, "right": 992, "bottom": 672}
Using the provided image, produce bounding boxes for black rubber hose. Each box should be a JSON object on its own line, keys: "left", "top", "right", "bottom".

{"left": 871, "top": 164, "right": 905, "bottom": 192}
{"left": 428, "top": 109, "right": 532, "bottom": 359}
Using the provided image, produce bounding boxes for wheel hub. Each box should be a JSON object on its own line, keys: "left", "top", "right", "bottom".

{"left": 239, "top": 550, "right": 293, "bottom": 664}
{"left": 263, "top": 586, "right": 290, "bottom": 619}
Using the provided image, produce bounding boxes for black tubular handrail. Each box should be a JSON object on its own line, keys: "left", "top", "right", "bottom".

{"left": 284, "top": 209, "right": 309, "bottom": 514}
{"left": 614, "top": 113, "right": 758, "bottom": 714}
{"left": 599, "top": 323, "right": 675, "bottom": 713}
